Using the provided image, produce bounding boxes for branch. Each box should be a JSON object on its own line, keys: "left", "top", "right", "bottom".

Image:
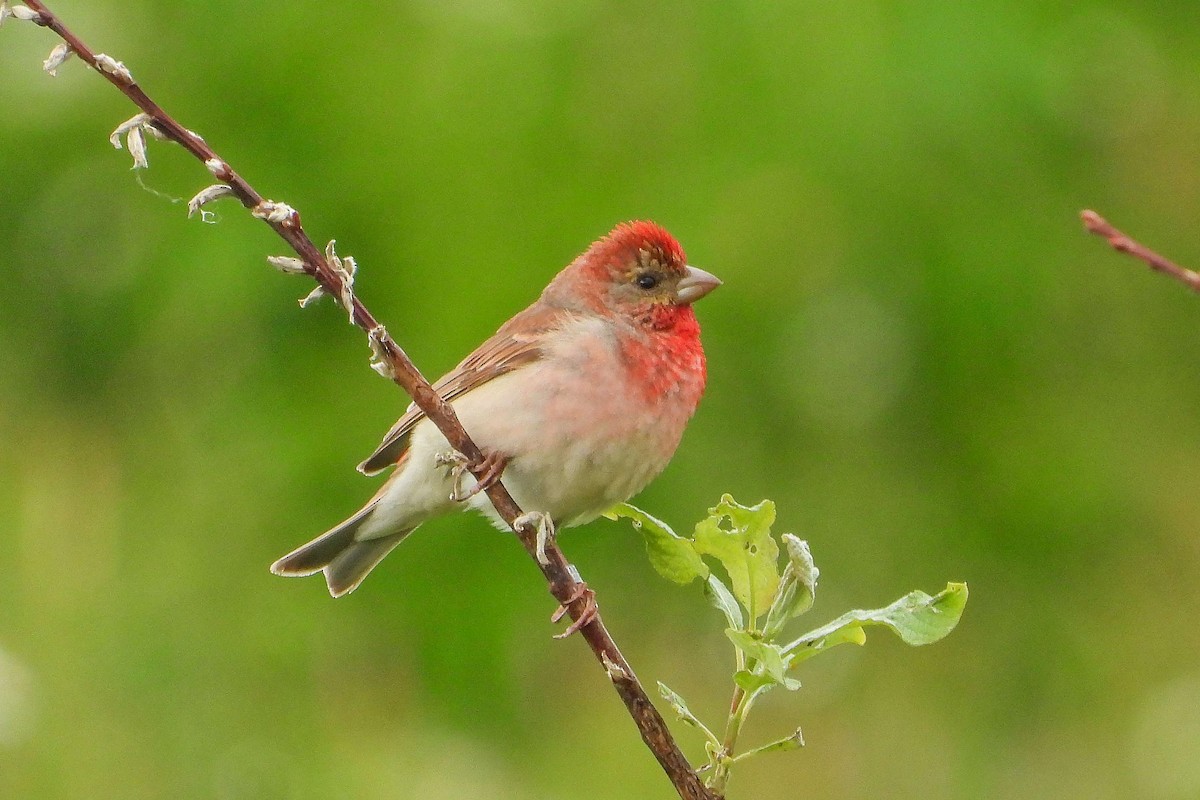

{"left": 14, "top": 3, "right": 717, "bottom": 798}
{"left": 1080, "top": 209, "right": 1200, "bottom": 293}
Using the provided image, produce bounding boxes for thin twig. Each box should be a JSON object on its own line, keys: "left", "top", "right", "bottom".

{"left": 16, "top": 3, "right": 717, "bottom": 798}
{"left": 1080, "top": 209, "right": 1200, "bottom": 293}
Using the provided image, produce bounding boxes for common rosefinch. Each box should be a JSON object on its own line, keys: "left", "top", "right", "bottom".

{"left": 271, "top": 221, "right": 720, "bottom": 596}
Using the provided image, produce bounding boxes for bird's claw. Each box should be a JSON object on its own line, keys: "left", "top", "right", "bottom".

{"left": 513, "top": 511, "right": 555, "bottom": 565}
{"left": 551, "top": 581, "right": 598, "bottom": 639}
{"left": 436, "top": 449, "right": 510, "bottom": 502}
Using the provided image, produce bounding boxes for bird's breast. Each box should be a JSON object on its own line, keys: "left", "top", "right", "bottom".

{"left": 452, "top": 315, "right": 705, "bottom": 527}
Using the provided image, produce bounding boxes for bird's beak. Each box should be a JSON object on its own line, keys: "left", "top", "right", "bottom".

{"left": 675, "top": 265, "right": 722, "bottom": 305}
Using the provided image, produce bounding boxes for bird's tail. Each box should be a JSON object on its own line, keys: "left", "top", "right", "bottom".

{"left": 270, "top": 502, "right": 412, "bottom": 597}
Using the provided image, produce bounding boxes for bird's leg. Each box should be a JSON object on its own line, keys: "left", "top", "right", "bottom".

{"left": 550, "top": 575, "right": 598, "bottom": 639}
{"left": 513, "top": 511, "right": 556, "bottom": 566}
{"left": 435, "top": 449, "right": 510, "bottom": 502}
{"left": 457, "top": 449, "right": 510, "bottom": 501}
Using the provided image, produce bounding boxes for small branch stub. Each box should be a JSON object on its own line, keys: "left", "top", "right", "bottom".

{"left": 93, "top": 52, "right": 133, "bottom": 83}
{"left": 9, "top": 4, "right": 45, "bottom": 23}
{"left": 107, "top": 113, "right": 170, "bottom": 170}
{"left": 205, "top": 158, "right": 231, "bottom": 180}
{"left": 252, "top": 200, "right": 298, "bottom": 226}
{"left": 602, "top": 652, "right": 630, "bottom": 682}
{"left": 324, "top": 240, "right": 358, "bottom": 322}
{"left": 42, "top": 42, "right": 71, "bottom": 75}
{"left": 109, "top": 113, "right": 149, "bottom": 150}
{"left": 126, "top": 125, "right": 148, "bottom": 169}
{"left": 187, "top": 184, "right": 235, "bottom": 220}
{"left": 368, "top": 326, "right": 397, "bottom": 379}
{"left": 298, "top": 285, "right": 326, "bottom": 308}
{"left": 267, "top": 255, "right": 308, "bottom": 275}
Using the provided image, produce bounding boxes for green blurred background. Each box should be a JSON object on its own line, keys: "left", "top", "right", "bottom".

{"left": 3, "top": 2, "right": 1200, "bottom": 798}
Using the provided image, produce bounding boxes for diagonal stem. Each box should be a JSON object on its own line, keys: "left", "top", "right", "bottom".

{"left": 18, "top": 3, "right": 718, "bottom": 798}
{"left": 1080, "top": 209, "right": 1200, "bottom": 293}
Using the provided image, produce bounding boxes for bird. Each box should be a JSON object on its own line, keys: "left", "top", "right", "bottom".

{"left": 270, "top": 221, "right": 720, "bottom": 598}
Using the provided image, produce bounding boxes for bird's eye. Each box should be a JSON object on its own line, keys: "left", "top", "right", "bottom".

{"left": 635, "top": 273, "right": 659, "bottom": 290}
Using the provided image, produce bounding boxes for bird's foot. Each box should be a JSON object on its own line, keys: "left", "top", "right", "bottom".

{"left": 435, "top": 449, "right": 510, "bottom": 502}
{"left": 550, "top": 580, "right": 598, "bottom": 639}
{"left": 513, "top": 511, "right": 555, "bottom": 566}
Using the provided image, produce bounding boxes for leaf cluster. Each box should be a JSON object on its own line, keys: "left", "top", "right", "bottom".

{"left": 606, "top": 495, "right": 968, "bottom": 793}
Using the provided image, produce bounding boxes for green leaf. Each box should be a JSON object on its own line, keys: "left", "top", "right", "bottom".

{"left": 784, "top": 582, "right": 968, "bottom": 662}
{"left": 726, "top": 630, "right": 801, "bottom": 691}
{"left": 731, "top": 727, "right": 804, "bottom": 763}
{"left": 787, "top": 623, "right": 868, "bottom": 666}
{"left": 704, "top": 574, "right": 744, "bottom": 630}
{"left": 733, "top": 669, "right": 777, "bottom": 694}
{"left": 657, "top": 682, "right": 720, "bottom": 746}
{"left": 606, "top": 503, "right": 709, "bottom": 585}
{"left": 692, "top": 495, "right": 780, "bottom": 620}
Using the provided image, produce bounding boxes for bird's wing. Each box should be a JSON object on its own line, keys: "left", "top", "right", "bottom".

{"left": 356, "top": 302, "right": 568, "bottom": 475}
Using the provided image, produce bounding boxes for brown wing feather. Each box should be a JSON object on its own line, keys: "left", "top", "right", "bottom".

{"left": 356, "top": 302, "right": 569, "bottom": 475}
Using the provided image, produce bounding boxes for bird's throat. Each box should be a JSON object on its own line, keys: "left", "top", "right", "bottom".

{"left": 620, "top": 305, "right": 707, "bottom": 405}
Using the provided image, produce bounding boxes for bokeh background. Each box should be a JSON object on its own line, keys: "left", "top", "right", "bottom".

{"left": 3, "top": 2, "right": 1200, "bottom": 798}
